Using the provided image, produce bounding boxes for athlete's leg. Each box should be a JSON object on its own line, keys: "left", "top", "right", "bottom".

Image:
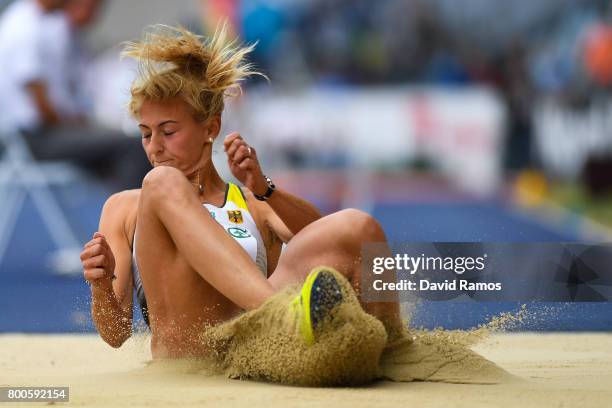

{"left": 269, "top": 209, "right": 402, "bottom": 334}
{"left": 136, "top": 166, "right": 275, "bottom": 310}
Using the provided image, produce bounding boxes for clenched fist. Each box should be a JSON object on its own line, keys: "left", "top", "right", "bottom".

{"left": 81, "top": 232, "right": 116, "bottom": 290}
{"left": 223, "top": 132, "right": 268, "bottom": 196}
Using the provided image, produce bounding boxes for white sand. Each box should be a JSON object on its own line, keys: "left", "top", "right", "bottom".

{"left": 1, "top": 332, "right": 611, "bottom": 407}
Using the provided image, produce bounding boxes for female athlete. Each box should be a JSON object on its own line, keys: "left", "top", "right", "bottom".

{"left": 80, "top": 25, "right": 401, "bottom": 359}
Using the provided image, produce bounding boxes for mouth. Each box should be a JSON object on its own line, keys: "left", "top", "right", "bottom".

{"left": 153, "top": 160, "right": 171, "bottom": 166}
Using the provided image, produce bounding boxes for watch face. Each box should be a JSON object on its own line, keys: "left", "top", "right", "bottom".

{"left": 265, "top": 176, "right": 275, "bottom": 190}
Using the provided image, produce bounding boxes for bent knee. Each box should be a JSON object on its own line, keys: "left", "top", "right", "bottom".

{"left": 142, "top": 166, "right": 187, "bottom": 197}
{"left": 142, "top": 166, "right": 185, "bottom": 189}
{"left": 337, "top": 208, "right": 386, "bottom": 242}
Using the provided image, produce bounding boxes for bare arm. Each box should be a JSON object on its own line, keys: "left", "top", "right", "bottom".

{"left": 25, "top": 81, "right": 61, "bottom": 126}
{"left": 265, "top": 185, "right": 322, "bottom": 235}
{"left": 81, "top": 192, "right": 135, "bottom": 348}
{"left": 240, "top": 179, "right": 322, "bottom": 243}
{"left": 224, "top": 132, "right": 322, "bottom": 238}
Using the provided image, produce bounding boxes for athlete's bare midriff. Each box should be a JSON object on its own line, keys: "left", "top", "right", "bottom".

{"left": 121, "top": 189, "right": 280, "bottom": 359}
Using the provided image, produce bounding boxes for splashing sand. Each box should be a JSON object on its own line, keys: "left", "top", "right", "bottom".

{"left": 201, "top": 271, "right": 388, "bottom": 386}
{"left": 199, "top": 269, "right": 514, "bottom": 386}
{"left": 379, "top": 328, "right": 515, "bottom": 384}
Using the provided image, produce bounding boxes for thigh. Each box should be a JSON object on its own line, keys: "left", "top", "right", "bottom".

{"left": 135, "top": 182, "right": 213, "bottom": 315}
{"left": 135, "top": 199, "right": 243, "bottom": 325}
{"left": 268, "top": 212, "right": 360, "bottom": 290}
{"left": 135, "top": 196, "right": 182, "bottom": 296}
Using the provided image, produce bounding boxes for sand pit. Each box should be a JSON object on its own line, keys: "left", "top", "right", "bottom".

{"left": 2, "top": 271, "right": 611, "bottom": 407}
{"left": 1, "top": 332, "right": 611, "bottom": 407}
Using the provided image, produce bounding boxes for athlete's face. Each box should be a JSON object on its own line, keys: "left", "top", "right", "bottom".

{"left": 138, "top": 98, "right": 219, "bottom": 175}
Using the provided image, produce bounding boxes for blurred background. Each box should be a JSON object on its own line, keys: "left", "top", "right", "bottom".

{"left": 0, "top": 0, "right": 611, "bottom": 333}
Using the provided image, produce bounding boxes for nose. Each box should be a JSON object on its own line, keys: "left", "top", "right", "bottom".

{"left": 144, "top": 131, "right": 165, "bottom": 165}
{"left": 148, "top": 131, "right": 164, "bottom": 153}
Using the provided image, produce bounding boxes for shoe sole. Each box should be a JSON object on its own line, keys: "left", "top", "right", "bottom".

{"left": 294, "top": 266, "right": 344, "bottom": 345}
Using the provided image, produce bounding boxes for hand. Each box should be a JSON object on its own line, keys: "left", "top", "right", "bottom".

{"left": 223, "top": 132, "right": 268, "bottom": 195}
{"left": 81, "top": 232, "right": 116, "bottom": 291}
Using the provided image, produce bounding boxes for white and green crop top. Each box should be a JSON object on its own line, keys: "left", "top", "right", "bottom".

{"left": 131, "top": 183, "right": 267, "bottom": 326}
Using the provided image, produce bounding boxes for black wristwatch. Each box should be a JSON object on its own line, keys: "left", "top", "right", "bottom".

{"left": 253, "top": 175, "right": 276, "bottom": 201}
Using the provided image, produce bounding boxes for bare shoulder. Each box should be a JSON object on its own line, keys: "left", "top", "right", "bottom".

{"left": 102, "top": 189, "right": 141, "bottom": 216}
{"left": 100, "top": 189, "right": 141, "bottom": 242}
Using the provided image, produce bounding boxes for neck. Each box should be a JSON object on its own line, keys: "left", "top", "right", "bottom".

{"left": 186, "top": 157, "right": 225, "bottom": 198}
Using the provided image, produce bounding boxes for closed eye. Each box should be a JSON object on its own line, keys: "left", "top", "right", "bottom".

{"left": 142, "top": 133, "right": 152, "bottom": 139}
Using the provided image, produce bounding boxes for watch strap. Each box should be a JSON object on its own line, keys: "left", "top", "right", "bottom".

{"left": 254, "top": 175, "right": 275, "bottom": 201}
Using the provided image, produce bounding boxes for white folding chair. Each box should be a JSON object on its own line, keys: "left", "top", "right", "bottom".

{"left": 0, "top": 126, "right": 85, "bottom": 276}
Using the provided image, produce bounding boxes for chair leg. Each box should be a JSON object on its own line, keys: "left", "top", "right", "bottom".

{"left": 0, "top": 131, "right": 84, "bottom": 276}
{"left": 0, "top": 187, "right": 26, "bottom": 269}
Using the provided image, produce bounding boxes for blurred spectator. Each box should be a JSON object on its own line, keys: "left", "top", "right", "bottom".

{"left": 0, "top": 0, "right": 150, "bottom": 191}
{"left": 0, "top": 0, "right": 67, "bottom": 129}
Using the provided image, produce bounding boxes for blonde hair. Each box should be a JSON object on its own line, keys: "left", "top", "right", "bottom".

{"left": 122, "top": 24, "right": 263, "bottom": 121}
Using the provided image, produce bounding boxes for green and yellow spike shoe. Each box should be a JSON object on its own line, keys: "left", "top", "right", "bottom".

{"left": 290, "top": 266, "right": 345, "bottom": 346}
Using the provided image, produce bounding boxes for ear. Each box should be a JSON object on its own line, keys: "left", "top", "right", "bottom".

{"left": 205, "top": 115, "right": 221, "bottom": 139}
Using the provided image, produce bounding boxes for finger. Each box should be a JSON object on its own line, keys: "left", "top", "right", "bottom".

{"left": 226, "top": 138, "right": 246, "bottom": 158}
{"left": 84, "top": 238, "right": 112, "bottom": 254}
{"left": 227, "top": 158, "right": 240, "bottom": 173}
{"left": 223, "top": 132, "right": 241, "bottom": 147}
{"left": 82, "top": 254, "right": 106, "bottom": 270}
{"left": 238, "top": 157, "right": 254, "bottom": 171}
{"left": 80, "top": 243, "right": 105, "bottom": 261}
{"left": 230, "top": 142, "right": 254, "bottom": 163}
{"left": 89, "top": 234, "right": 113, "bottom": 254}
{"left": 80, "top": 246, "right": 96, "bottom": 261}
{"left": 84, "top": 268, "right": 107, "bottom": 281}
{"left": 97, "top": 236, "right": 112, "bottom": 252}
{"left": 223, "top": 132, "right": 242, "bottom": 151}
{"left": 83, "top": 237, "right": 103, "bottom": 249}
{"left": 93, "top": 232, "right": 105, "bottom": 239}
{"left": 231, "top": 145, "right": 252, "bottom": 164}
